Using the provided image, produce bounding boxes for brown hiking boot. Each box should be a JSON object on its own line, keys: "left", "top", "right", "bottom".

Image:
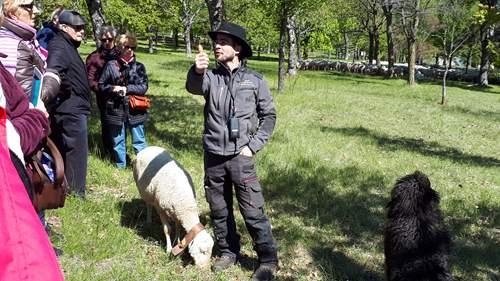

{"left": 212, "top": 255, "right": 237, "bottom": 272}
{"left": 251, "top": 263, "right": 278, "bottom": 281}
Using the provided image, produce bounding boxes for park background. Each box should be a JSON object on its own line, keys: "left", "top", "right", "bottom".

{"left": 36, "top": 0, "right": 500, "bottom": 280}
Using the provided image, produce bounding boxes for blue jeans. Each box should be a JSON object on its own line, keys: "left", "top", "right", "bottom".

{"left": 110, "top": 122, "right": 147, "bottom": 168}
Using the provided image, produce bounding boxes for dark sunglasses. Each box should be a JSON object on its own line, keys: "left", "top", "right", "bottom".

{"left": 124, "top": 45, "right": 136, "bottom": 50}
{"left": 19, "top": 3, "right": 34, "bottom": 13}
{"left": 71, "top": 25, "right": 85, "bottom": 32}
{"left": 100, "top": 38, "right": 113, "bottom": 42}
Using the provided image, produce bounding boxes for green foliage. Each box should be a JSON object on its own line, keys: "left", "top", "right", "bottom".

{"left": 473, "top": 2, "right": 500, "bottom": 24}
{"left": 431, "top": 0, "right": 477, "bottom": 56}
{"left": 225, "top": 0, "right": 279, "bottom": 52}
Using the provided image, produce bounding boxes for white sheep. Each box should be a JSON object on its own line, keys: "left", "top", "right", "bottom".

{"left": 133, "top": 146, "right": 214, "bottom": 268}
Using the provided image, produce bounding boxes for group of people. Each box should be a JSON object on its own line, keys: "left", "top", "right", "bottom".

{"left": 0, "top": 0, "right": 279, "bottom": 279}
{"left": 0, "top": 0, "right": 149, "bottom": 280}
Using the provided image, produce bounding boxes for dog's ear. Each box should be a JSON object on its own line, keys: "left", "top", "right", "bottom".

{"left": 414, "top": 171, "right": 431, "bottom": 190}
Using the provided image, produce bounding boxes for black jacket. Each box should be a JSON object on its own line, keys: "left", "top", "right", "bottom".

{"left": 186, "top": 64, "right": 276, "bottom": 156}
{"left": 98, "top": 58, "right": 148, "bottom": 126}
{"left": 46, "top": 32, "right": 91, "bottom": 115}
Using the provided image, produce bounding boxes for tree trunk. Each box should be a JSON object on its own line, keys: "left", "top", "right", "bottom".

{"left": 374, "top": 31, "right": 380, "bottom": 67}
{"left": 368, "top": 32, "right": 374, "bottom": 64}
{"left": 478, "top": 24, "right": 492, "bottom": 86}
{"left": 184, "top": 24, "right": 193, "bottom": 57}
{"left": 85, "top": 0, "right": 106, "bottom": 47}
{"left": 205, "top": 0, "right": 224, "bottom": 31}
{"left": 382, "top": 1, "right": 395, "bottom": 78}
{"left": 407, "top": 38, "right": 417, "bottom": 86}
{"left": 278, "top": 8, "right": 287, "bottom": 94}
{"left": 441, "top": 58, "right": 449, "bottom": 104}
{"left": 287, "top": 14, "right": 298, "bottom": 76}
{"left": 297, "top": 36, "right": 303, "bottom": 65}
{"left": 343, "top": 32, "right": 349, "bottom": 60}
{"left": 148, "top": 25, "right": 154, "bottom": 54}
{"left": 173, "top": 27, "right": 179, "bottom": 49}
{"left": 465, "top": 44, "right": 472, "bottom": 73}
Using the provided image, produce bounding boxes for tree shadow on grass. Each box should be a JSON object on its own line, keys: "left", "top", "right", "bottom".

{"left": 446, "top": 199, "right": 500, "bottom": 277}
{"left": 145, "top": 94, "right": 204, "bottom": 153}
{"left": 321, "top": 126, "right": 500, "bottom": 168}
{"left": 119, "top": 198, "right": 212, "bottom": 245}
{"left": 419, "top": 79, "right": 500, "bottom": 94}
{"left": 441, "top": 105, "right": 500, "bottom": 122}
{"left": 261, "top": 155, "right": 387, "bottom": 280}
{"left": 311, "top": 246, "right": 384, "bottom": 281}
{"left": 322, "top": 71, "right": 397, "bottom": 86}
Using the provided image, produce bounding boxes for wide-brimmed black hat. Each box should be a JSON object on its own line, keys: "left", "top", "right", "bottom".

{"left": 58, "top": 10, "right": 86, "bottom": 27}
{"left": 208, "top": 22, "right": 252, "bottom": 59}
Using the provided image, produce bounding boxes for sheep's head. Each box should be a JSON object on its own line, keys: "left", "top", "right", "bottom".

{"left": 188, "top": 230, "right": 214, "bottom": 268}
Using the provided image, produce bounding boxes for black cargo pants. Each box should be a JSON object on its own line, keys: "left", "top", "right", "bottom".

{"left": 204, "top": 151, "right": 278, "bottom": 264}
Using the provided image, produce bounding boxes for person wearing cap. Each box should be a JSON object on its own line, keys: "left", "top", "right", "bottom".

{"left": 86, "top": 25, "right": 118, "bottom": 157}
{"left": 44, "top": 10, "right": 90, "bottom": 197}
{"left": 36, "top": 6, "right": 64, "bottom": 50}
{"left": 186, "top": 22, "right": 278, "bottom": 280}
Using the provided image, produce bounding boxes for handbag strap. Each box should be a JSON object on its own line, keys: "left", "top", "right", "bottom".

{"left": 45, "top": 138, "right": 64, "bottom": 187}
{"left": 31, "top": 151, "right": 51, "bottom": 185}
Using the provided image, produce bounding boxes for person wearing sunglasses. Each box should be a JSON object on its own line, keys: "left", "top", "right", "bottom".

{"left": 98, "top": 33, "right": 149, "bottom": 169}
{"left": 43, "top": 10, "right": 90, "bottom": 198}
{"left": 86, "top": 25, "right": 118, "bottom": 157}
{"left": 0, "top": 0, "right": 46, "bottom": 98}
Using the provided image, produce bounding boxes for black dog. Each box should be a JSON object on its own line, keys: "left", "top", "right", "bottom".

{"left": 384, "top": 171, "right": 453, "bottom": 281}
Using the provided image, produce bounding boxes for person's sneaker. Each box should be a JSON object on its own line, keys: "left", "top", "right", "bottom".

{"left": 251, "top": 263, "right": 278, "bottom": 281}
{"left": 212, "top": 255, "right": 237, "bottom": 272}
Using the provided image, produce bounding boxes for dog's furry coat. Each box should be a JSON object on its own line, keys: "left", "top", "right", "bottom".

{"left": 384, "top": 171, "right": 453, "bottom": 281}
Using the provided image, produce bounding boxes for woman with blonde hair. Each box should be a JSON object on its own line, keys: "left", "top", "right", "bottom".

{"left": 0, "top": 0, "right": 47, "bottom": 100}
{"left": 99, "top": 33, "right": 149, "bottom": 168}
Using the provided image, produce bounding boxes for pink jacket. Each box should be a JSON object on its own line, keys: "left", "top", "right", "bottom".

{"left": 0, "top": 91, "right": 64, "bottom": 280}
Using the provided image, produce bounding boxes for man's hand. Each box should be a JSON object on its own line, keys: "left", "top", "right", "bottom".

{"left": 195, "top": 44, "right": 209, "bottom": 75}
{"left": 240, "top": 146, "right": 253, "bottom": 157}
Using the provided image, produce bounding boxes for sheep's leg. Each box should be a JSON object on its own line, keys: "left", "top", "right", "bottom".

{"left": 158, "top": 212, "right": 173, "bottom": 253}
{"left": 174, "top": 221, "right": 182, "bottom": 246}
{"left": 146, "top": 203, "right": 153, "bottom": 223}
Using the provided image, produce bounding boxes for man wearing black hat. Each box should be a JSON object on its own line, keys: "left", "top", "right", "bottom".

{"left": 43, "top": 10, "right": 90, "bottom": 197}
{"left": 186, "top": 22, "right": 278, "bottom": 280}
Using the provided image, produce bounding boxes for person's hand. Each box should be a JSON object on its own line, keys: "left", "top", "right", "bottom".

{"left": 240, "top": 146, "right": 253, "bottom": 157}
{"left": 195, "top": 44, "right": 209, "bottom": 75}
{"left": 112, "top": 86, "right": 127, "bottom": 96}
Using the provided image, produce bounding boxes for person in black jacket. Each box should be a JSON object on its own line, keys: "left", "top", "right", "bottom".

{"left": 44, "top": 10, "right": 89, "bottom": 197}
{"left": 98, "top": 33, "right": 148, "bottom": 168}
{"left": 186, "top": 22, "right": 278, "bottom": 281}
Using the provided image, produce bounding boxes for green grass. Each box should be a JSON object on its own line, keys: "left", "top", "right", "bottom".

{"left": 49, "top": 42, "right": 500, "bottom": 281}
